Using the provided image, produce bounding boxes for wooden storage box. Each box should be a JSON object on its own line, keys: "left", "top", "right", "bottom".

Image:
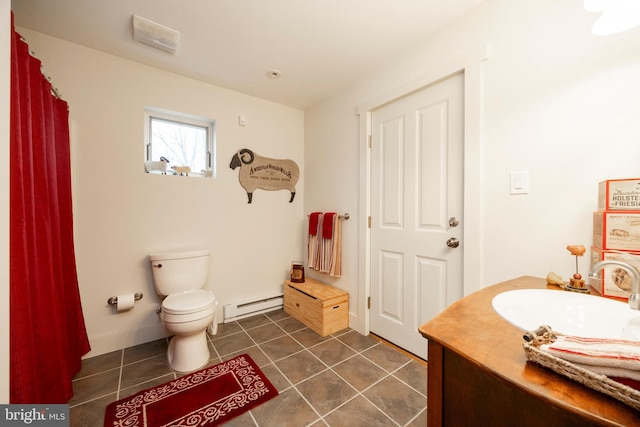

{"left": 593, "top": 210, "right": 640, "bottom": 251}
{"left": 598, "top": 178, "right": 640, "bottom": 211}
{"left": 284, "top": 278, "right": 348, "bottom": 336}
{"left": 590, "top": 246, "right": 640, "bottom": 300}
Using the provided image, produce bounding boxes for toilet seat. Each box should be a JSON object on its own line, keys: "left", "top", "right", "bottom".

{"left": 161, "top": 290, "right": 217, "bottom": 325}
{"left": 162, "top": 289, "right": 216, "bottom": 315}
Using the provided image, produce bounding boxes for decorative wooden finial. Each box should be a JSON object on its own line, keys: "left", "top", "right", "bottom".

{"left": 566, "top": 245, "right": 586, "bottom": 256}
{"left": 566, "top": 244, "right": 588, "bottom": 292}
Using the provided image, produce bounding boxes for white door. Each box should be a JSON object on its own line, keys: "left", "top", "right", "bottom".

{"left": 370, "top": 72, "right": 464, "bottom": 359}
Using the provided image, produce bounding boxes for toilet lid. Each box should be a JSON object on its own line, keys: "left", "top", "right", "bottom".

{"left": 149, "top": 249, "right": 209, "bottom": 262}
{"left": 162, "top": 290, "right": 216, "bottom": 315}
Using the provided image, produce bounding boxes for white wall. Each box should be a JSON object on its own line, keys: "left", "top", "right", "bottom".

{"left": 1, "top": 1, "right": 11, "bottom": 404}
{"left": 305, "top": 0, "right": 640, "bottom": 329}
{"left": 16, "top": 28, "right": 305, "bottom": 357}
{"left": 11, "top": 0, "right": 640, "bottom": 363}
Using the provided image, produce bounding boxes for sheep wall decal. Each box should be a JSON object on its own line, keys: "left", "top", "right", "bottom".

{"left": 229, "top": 148, "right": 299, "bottom": 203}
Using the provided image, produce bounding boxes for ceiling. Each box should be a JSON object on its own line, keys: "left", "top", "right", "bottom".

{"left": 12, "top": 0, "right": 484, "bottom": 110}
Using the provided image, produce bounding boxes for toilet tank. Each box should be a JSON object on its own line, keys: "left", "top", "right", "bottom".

{"left": 149, "top": 249, "right": 210, "bottom": 296}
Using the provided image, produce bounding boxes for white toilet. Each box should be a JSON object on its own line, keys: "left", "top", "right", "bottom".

{"left": 149, "top": 249, "right": 218, "bottom": 372}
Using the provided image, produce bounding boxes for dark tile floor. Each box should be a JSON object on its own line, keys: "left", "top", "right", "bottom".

{"left": 70, "top": 309, "right": 428, "bottom": 426}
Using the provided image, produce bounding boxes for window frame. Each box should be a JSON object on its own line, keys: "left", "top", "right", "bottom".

{"left": 144, "top": 107, "right": 216, "bottom": 177}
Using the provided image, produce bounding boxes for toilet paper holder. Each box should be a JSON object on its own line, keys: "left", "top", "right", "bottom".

{"left": 107, "top": 292, "right": 144, "bottom": 306}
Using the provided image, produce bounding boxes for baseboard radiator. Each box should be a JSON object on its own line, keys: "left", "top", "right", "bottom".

{"left": 223, "top": 294, "right": 284, "bottom": 323}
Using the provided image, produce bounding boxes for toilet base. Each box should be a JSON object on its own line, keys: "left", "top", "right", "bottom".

{"left": 167, "top": 330, "right": 210, "bottom": 372}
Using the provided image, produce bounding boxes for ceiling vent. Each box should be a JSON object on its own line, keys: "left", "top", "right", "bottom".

{"left": 132, "top": 15, "right": 180, "bottom": 55}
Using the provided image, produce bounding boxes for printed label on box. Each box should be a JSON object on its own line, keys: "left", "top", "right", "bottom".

{"left": 593, "top": 211, "right": 640, "bottom": 251}
{"left": 590, "top": 247, "right": 640, "bottom": 300}
{"left": 598, "top": 179, "right": 640, "bottom": 210}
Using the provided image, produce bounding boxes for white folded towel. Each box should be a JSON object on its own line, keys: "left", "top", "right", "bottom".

{"left": 540, "top": 335, "right": 640, "bottom": 380}
{"left": 571, "top": 362, "right": 640, "bottom": 382}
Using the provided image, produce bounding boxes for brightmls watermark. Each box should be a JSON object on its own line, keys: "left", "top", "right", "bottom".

{"left": 1, "top": 405, "right": 69, "bottom": 426}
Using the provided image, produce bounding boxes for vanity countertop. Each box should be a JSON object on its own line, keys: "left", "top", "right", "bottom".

{"left": 419, "top": 276, "right": 640, "bottom": 426}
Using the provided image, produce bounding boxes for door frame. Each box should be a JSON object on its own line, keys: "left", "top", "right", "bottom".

{"left": 354, "top": 44, "right": 490, "bottom": 336}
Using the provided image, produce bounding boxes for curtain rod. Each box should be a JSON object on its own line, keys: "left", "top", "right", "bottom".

{"left": 43, "top": 72, "right": 62, "bottom": 99}
{"left": 22, "top": 37, "right": 63, "bottom": 99}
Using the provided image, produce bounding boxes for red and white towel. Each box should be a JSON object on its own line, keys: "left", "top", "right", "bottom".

{"left": 540, "top": 335, "right": 640, "bottom": 381}
{"left": 307, "top": 212, "right": 322, "bottom": 270}
{"left": 307, "top": 212, "right": 342, "bottom": 277}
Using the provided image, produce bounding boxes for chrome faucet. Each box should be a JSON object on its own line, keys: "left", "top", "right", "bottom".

{"left": 589, "top": 260, "right": 640, "bottom": 310}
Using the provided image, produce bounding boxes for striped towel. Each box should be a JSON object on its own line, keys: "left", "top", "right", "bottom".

{"left": 319, "top": 213, "right": 336, "bottom": 274}
{"left": 307, "top": 212, "right": 342, "bottom": 277}
{"left": 329, "top": 216, "right": 342, "bottom": 277}
{"left": 540, "top": 335, "right": 640, "bottom": 381}
{"left": 307, "top": 212, "right": 322, "bottom": 270}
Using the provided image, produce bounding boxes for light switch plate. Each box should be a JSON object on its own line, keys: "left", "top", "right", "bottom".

{"left": 510, "top": 171, "right": 529, "bottom": 195}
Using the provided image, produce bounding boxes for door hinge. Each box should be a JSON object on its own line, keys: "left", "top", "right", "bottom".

{"left": 368, "top": 134, "right": 372, "bottom": 148}
{"left": 367, "top": 296, "right": 371, "bottom": 309}
{"left": 368, "top": 216, "right": 371, "bottom": 228}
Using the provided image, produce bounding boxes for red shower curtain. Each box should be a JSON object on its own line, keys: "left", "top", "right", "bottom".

{"left": 10, "top": 15, "right": 90, "bottom": 403}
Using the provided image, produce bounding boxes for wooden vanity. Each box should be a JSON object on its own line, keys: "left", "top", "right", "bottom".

{"left": 419, "top": 276, "right": 640, "bottom": 426}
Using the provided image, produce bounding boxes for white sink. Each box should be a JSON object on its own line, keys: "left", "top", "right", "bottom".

{"left": 491, "top": 289, "right": 640, "bottom": 341}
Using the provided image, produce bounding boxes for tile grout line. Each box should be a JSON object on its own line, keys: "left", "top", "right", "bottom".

{"left": 403, "top": 407, "right": 427, "bottom": 426}
{"left": 116, "top": 348, "right": 124, "bottom": 401}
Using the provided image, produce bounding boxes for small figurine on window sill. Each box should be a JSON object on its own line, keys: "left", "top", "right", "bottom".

{"left": 172, "top": 165, "right": 191, "bottom": 176}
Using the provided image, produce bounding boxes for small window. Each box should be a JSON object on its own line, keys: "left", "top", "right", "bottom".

{"left": 144, "top": 108, "right": 215, "bottom": 177}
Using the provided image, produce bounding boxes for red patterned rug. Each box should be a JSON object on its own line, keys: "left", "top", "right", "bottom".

{"left": 103, "top": 354, "right": 278, "bottom": 426}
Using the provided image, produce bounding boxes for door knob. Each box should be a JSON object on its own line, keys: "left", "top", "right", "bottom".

{"left": 448, "top": 217, "right": 460, "bottom": 227}
{"left": 446, "top": 238, "right": 460, "bottom": 248}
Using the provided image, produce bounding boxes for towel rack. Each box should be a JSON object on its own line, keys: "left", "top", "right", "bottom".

{"left": 307, "top": 212, "right": 350, "bottom": 220}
